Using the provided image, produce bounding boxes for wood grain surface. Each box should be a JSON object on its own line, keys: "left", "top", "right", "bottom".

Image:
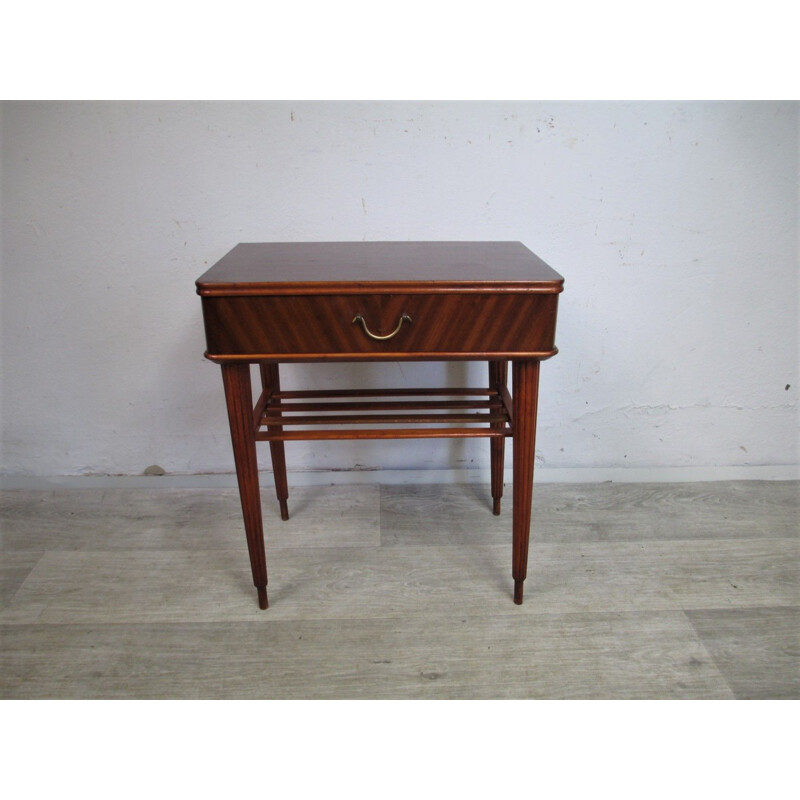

{"left": 1, "top": 481, "right": 796, "bottom": 699}
{"left": 195, "top": 241, "right": 565, "bottom": 295}
{"left": 202, "top": 292, "right": 560, "bottom": 360}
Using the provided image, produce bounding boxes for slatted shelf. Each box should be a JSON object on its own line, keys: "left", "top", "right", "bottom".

{"left": 254, "top": 386, "right": 513, "bottom": 441}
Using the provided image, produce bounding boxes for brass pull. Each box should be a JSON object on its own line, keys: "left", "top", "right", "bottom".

{"left": 352, "top": 313, "right": 412, "bottom": 341}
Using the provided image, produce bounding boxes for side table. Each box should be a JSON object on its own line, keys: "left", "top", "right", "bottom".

{"left": 196, "top": 242, "right": 563, "bottom": 609}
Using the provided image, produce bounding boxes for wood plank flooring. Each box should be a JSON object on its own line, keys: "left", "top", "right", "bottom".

{"left": 1, "top": 481, "right": 797, "bottom": 698}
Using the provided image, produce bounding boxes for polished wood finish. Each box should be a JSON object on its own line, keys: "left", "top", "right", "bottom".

{"left": 260, "top": 364, "right": 289, "bottom": 521}
{"left": 489, "top": 361, "right": 508, "bottom": 515}
{"left": 200, "top": 292, "right": 559, "bottom": 361}
{"left": 255, "top": 387, "right": 511, "bottom": 441}
{"left": 255, "top": 427, "right": 509, "bottom": 442}
{"left": 199, "top": 242, "right": 563, "bottom": 609}
{"left": 221, "top": 363, "right": 269, "bottom": 608}
{"left": 512, "top": 360, "right": 540, "bottom": 604}
{"left": 196, "top": 241, "right": 564, "bottom": 294}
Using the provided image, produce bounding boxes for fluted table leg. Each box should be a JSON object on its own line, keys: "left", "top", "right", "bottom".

{"left": 488, "top": 360, "right": 508, "bottom": 515}
{"left": 222, "top": 363, "right": 269, "bottom": 609}
{"left": 512, "top": 359, "right": 540, "bottom": 604}
{"left": 260, "top": 363, "right": 290, "bottom": 521}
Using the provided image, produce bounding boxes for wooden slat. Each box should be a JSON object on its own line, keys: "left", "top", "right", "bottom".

{"left": 268, "top": 399, "right": 501, "bottom": 413}
{"left": 256, "top": 385, "right": 510, "bottom": 441}
{"left": 261, "top": 412, "right": 508, "bottom": 426}
{"left": 274, "top": 387, "right": 496, "bottom": 399}
{"left": 255, "top": 427, "right": 512, "bottom": 441}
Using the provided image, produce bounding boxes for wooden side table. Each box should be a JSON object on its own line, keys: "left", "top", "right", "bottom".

{"left": 196, "top": 242, "right": 564, "bottom": 609}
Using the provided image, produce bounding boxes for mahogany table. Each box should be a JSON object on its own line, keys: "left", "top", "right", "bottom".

{"left": 196, "top": 242, "right": 563, "bottom": 609}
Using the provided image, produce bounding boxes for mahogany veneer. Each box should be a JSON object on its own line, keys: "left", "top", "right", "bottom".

{"left": 201, "top": 293, "right": 559, "bottom": 360}
{"left": 197, "top": 242, "right": 564, "bottom": 609}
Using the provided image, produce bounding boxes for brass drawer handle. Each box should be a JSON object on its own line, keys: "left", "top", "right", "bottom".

{"left": 352, "top": 313, "right": 412, "bottom": 341}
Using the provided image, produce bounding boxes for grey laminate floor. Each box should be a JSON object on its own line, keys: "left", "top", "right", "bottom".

{"left": 1, "top": 480, "right": 797, "bottom": 698}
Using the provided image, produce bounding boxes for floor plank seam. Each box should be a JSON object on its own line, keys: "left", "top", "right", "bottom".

{"left": 679, "top": 609, "right": 739, "bottom": 699}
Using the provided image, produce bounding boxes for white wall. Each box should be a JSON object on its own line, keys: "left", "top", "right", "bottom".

{"left": 1, "top": 101, "right": 797, "bottom": 480}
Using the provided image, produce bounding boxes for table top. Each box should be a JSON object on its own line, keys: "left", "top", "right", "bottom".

{"left": 196, "top": 241, "right": 564, "bottom": 296}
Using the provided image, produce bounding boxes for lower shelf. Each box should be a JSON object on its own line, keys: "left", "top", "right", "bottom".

{"left": 253, "top": 386, "right": 513, "bottom": 441}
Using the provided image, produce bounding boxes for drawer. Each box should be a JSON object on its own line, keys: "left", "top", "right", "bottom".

{"left": 202, "top": 292, "right": 559, "bottom": 360}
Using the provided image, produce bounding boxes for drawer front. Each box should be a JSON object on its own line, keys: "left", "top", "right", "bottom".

{"left": 202, "top": 293, "right": 559, "bottom": 360}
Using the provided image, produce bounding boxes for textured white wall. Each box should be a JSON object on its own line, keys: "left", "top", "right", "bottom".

{"left": 1, "top": 101, "right": 797, "bottom": 478}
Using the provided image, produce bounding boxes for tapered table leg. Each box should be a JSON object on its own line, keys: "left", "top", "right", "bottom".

{"left": 221, "top": 363, "right": 269, "bottom": 609}
{"left": 512, "top": 359, "right": 540, "bottom": 605}
{"left": 488, "top": 360, "right": 508, "bottom": 515}
{"left": 260, "top": 363, "right": 290, "bottom": 520}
